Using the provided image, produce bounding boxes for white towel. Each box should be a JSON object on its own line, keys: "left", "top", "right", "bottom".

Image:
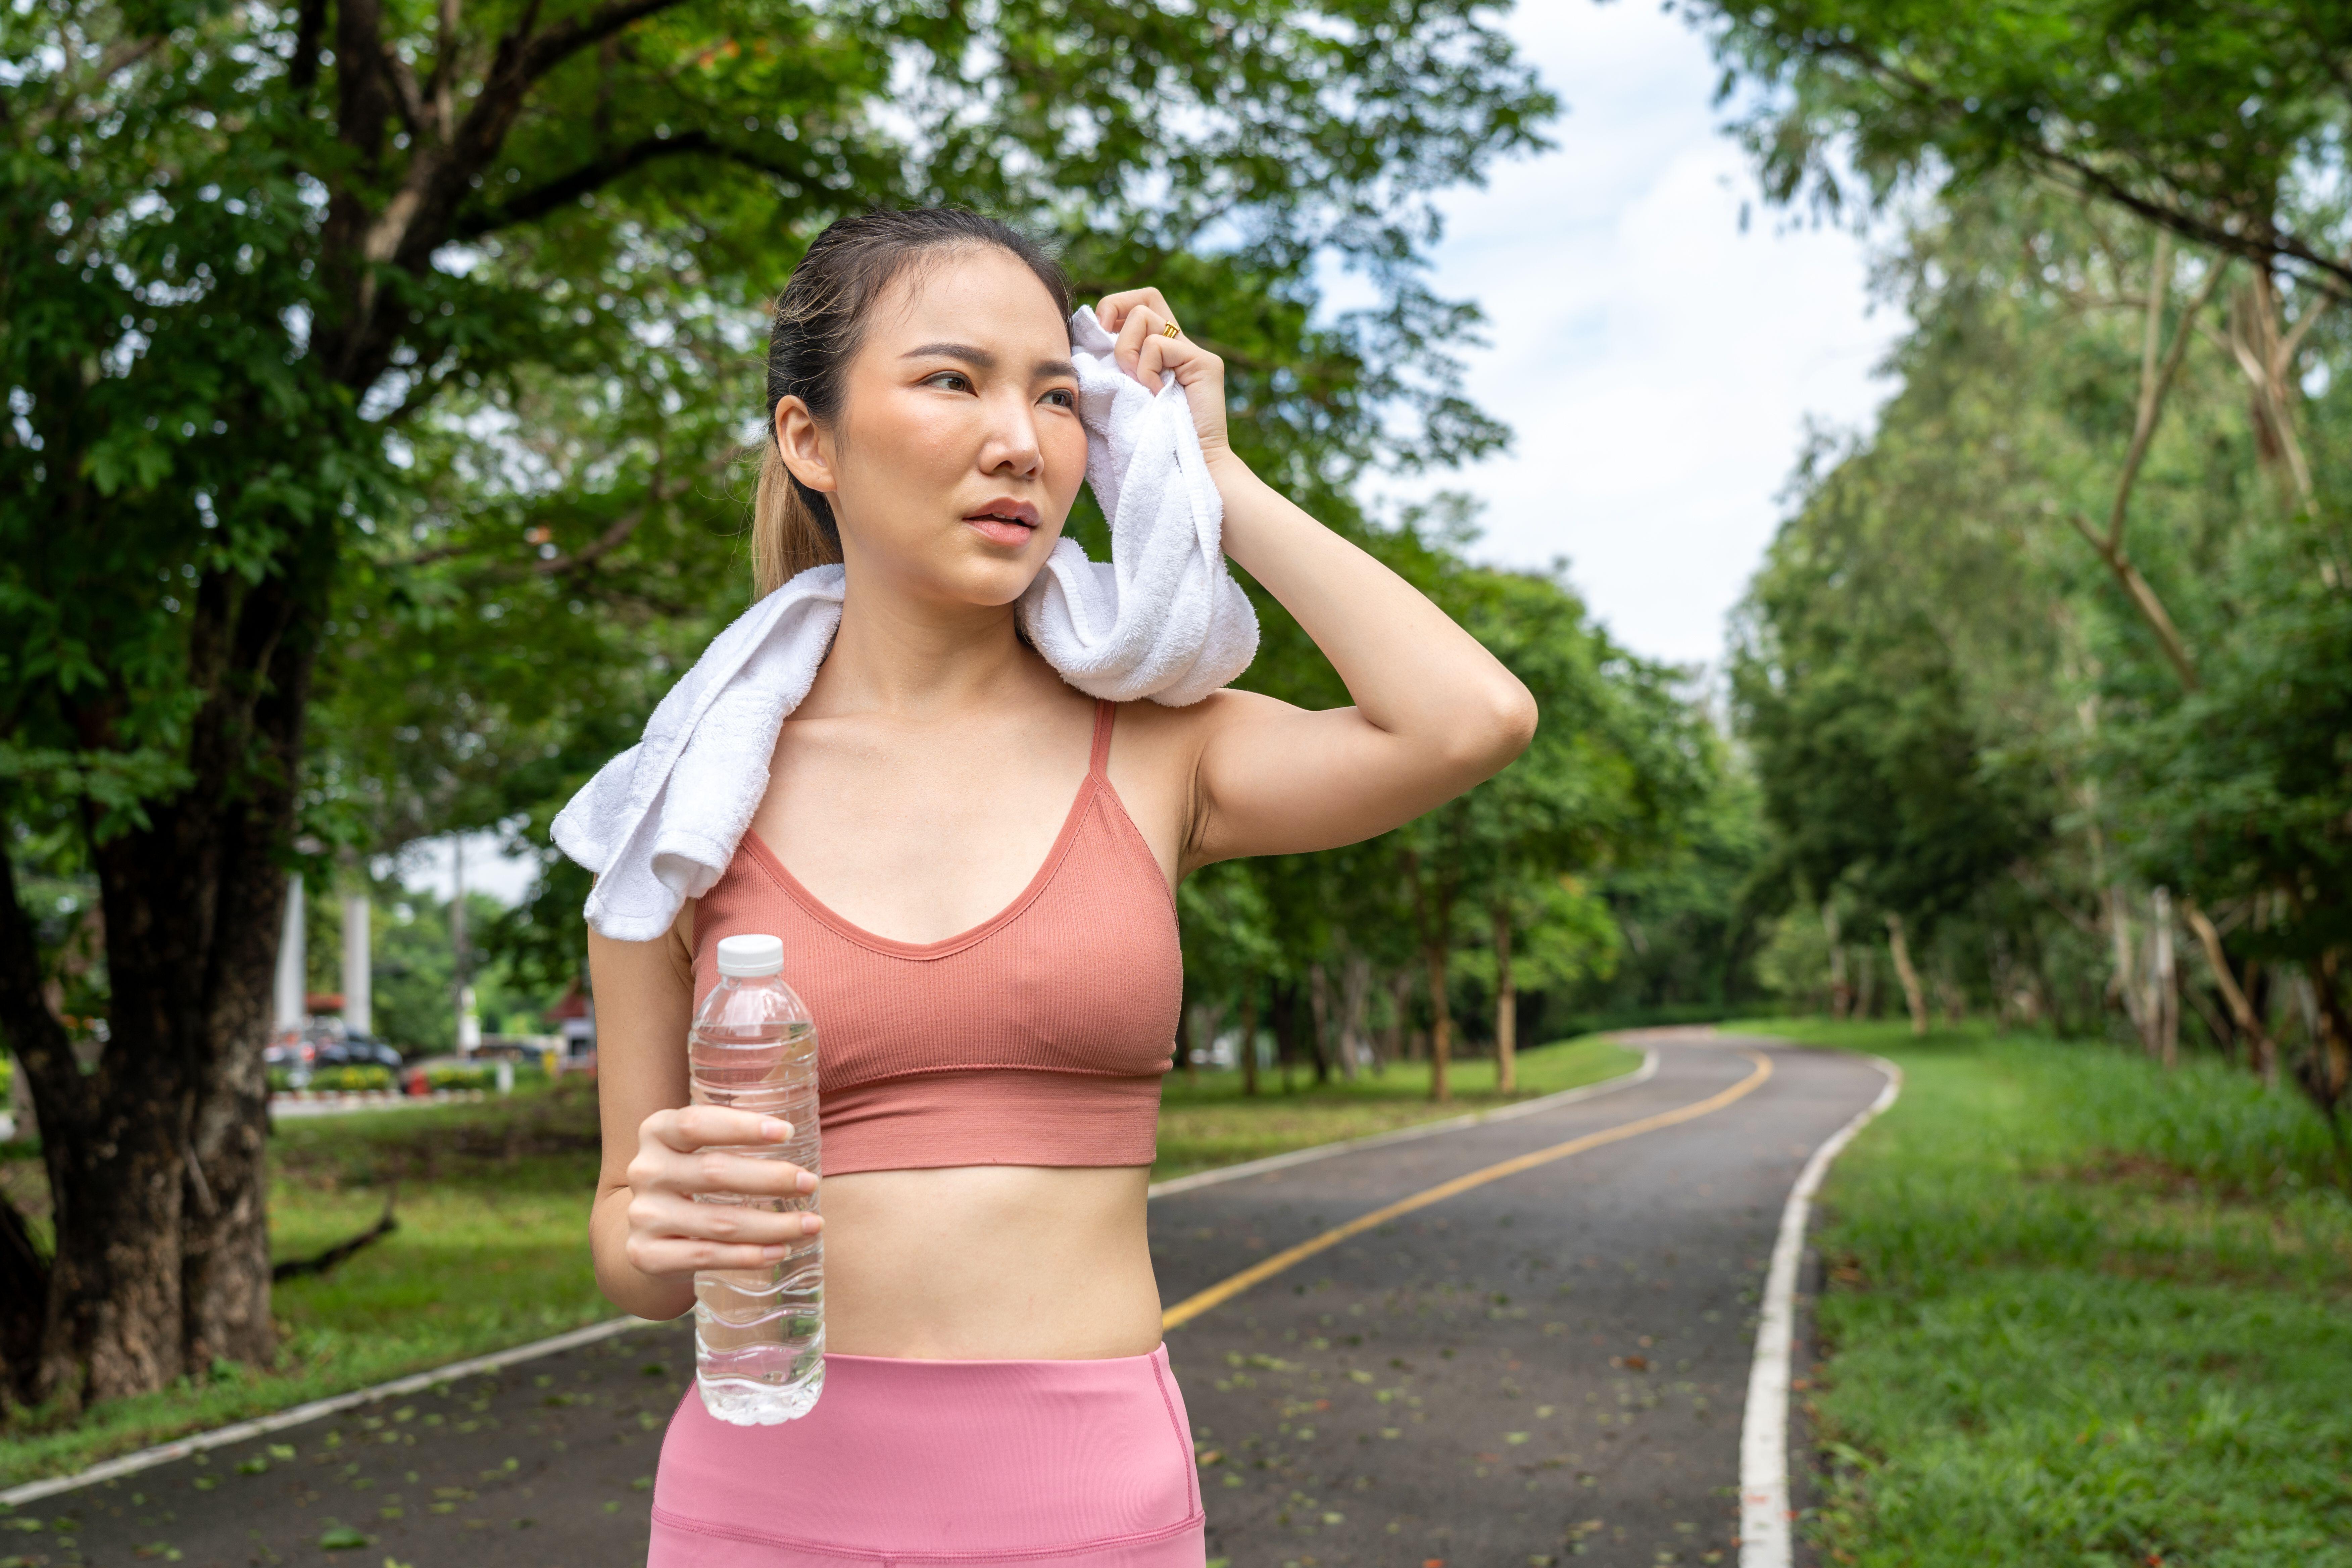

{"left": 551, "top": 305, "right": 1259, "bottom": 941}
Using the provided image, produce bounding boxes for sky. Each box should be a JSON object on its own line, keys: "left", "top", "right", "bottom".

{"left": 408, "top": 1, "right": 1904, "bottom": 906}
{"left": 1382, "top": 0, "right": 1904, "bottom": 671}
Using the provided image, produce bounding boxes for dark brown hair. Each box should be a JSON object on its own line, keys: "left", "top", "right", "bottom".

{"left": 754, "top": 207, "right": 1075, "bottom": 595}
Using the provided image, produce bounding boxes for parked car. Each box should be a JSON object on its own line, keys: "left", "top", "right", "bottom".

{"left": 315, "top": 1036, "right": 403, "bottom": 1071}
{"left": 264, "top": 1035, "right": 317, "bottom": 1070}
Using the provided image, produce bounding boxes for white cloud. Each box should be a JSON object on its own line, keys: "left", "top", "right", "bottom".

{"left": 1384, "top": 0, "right": 1902, "bottom": 669}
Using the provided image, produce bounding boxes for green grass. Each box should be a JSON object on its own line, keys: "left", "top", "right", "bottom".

{"left": 1734, "top": 1017, "right": 2352, "bottom": 1567}
{"left": 0, "top": 1082, "right": 615, "bottom": 1489}
{"left": 1152, "top": 1035, "right": 1639, "bottom": 1181}
{"left": 0, "top": 1035, "right": 1637, "bottom": 1487}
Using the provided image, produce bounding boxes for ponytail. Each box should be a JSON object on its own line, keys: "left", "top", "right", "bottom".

{"left": 752, "top": 441, "right": 842, "bottom": 597}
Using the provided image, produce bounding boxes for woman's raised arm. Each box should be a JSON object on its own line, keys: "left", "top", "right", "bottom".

{"left": 1096, "top": 289, "right": 1538, "bottom": 872}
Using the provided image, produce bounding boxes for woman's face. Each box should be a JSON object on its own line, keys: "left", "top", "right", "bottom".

{"left": 777, "top": 246, "right": 1087, "bottom": 610}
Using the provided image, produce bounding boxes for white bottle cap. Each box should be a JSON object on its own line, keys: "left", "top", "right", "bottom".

{"left": 715, "top": 933, "right": 785, "bottom": 978}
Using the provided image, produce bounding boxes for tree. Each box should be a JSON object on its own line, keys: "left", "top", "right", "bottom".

{"left": 1696, "top": 1, "right": 2352, "bottom": 291}
{"left": 1393, "top": 529, "right": 1705, "bottom": 1097}
{"left": 0, "top": 0, "right": 1557, "bottom": 1405}
{"left": 1720, "top": 154, "right": 2351, "bottom": 1112}
{"left": 1694, "top": 0, "right": 2348, "bottom": 681}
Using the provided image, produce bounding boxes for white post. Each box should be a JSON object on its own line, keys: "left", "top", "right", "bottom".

{"left": 274, "top": 873, "right": 307, "bottom": 1031}
{"left": 451, "top": 835, "right": 472, "bottom": 1055}
{"left": 341, "top": 889, "right": 372, "bottom": 1038}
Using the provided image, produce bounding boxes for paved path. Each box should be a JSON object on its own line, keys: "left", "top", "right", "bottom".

{"left": 12, "top": 1031, "right": 1889, "bottom": 1568}
{"left": 1153, "top": 1030, "right": 1885, "bottom": 1568}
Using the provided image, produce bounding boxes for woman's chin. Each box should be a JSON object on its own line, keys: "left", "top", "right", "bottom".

{"left": 918, "top": 552, "right": 1052, "bottom": 612}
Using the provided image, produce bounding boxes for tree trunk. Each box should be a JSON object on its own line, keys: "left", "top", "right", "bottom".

{"left": 1405, "top": 853, "right": 1453, "bottom": 1103}
{"left": 1932, "top": 961, "right": 1965, "bottom": 1026}
{"left": 1339, "top": 955, "right": 1371, "bottom": 1080}
{"left": 1883, "top": 914, "right": 1929, "bottom": 1037}
{"left": 2184, "top": 984, "right": 2234, "bottom": 1060}
{"left": 2149, "top": 887, "right": 2179, "bottom": 1069}
{"left": 2301, "top": 950, "right": 2351, "bottom": 1155}
{"left": 1175, "top": 991, "right": 1197, "bottom": 1084}
{"left": 2184, "top": 899, "right": 2278, "bottom": 1081}
{"left": 1822, "top": 901, "right": 1849, "bottom": 1019}
{"left": 1382, "top": 968, "right": 1413, "bottom": 1071}
{"left": 38, "top": 1101, "right": 191, "bottom": 1405}
{"left": 0, "top": 550, "right": 320, "bottom": 1406}
{"left": 0, "top": 1186, "right": 44, "bottom": 1399}
{"left": 1271, "top": 978, "right": 1299, "bottom": 1094}
{"left": 2103, "top": 886, "right": 2158, "bottom": 1050}
{"left": 1491, "top": 900, "right": 1516, "bottom": 1096}
{"left": 1305, "top": 965, "right": 1333, "bottom": 1086}
{"left": 1238, "top": 983, "right": 1259, "bottom": 1098}
{"left": 1422, "top": 940, "right": 1452, "bottom": 1102}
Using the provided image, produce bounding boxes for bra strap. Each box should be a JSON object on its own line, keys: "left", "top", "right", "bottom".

{"left": 1088, "top": 699, "right": 1117, "bottom": 778}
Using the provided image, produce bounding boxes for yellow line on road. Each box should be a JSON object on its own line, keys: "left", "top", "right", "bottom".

{"left": 1161, "top": 1050, "right": 1774, "bottom": 1331}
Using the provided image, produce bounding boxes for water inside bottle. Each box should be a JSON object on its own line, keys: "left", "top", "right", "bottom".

{"left": 690, "top": 1016, "right": 824, "bottom": 1425}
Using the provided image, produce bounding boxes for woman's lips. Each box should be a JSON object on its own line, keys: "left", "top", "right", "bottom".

{"left": 964, "top": 501, "right": 1039, "bottom": 549}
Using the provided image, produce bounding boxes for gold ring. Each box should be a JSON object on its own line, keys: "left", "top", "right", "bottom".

{"left": 1162, "top": 322, "right": 1181, "bottom": 339}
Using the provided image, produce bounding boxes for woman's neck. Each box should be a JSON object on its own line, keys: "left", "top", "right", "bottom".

{"left": 804, "top": 572, "right": 1045, "bottom": 720}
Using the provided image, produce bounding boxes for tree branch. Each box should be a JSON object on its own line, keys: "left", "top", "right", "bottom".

{"left": 368, "top": 0, "right": 691, "bottom": 273}
{"left": 272, "top": 1186, "right": 398, "bottom": 1281}
{"left": 2183, "top": 898, "right": 2275, "bottom": 1062}
{"left": 381, "top": 46, "right": 428, "bottom": 140}
{"left": 2067, "top": 511, "right": 2201, "bottom": 689}
{"left": 2224, "top": 283, "right": 2319, "bottom": 506}
{"left": 540, "top": 479, "right": 666, "bottom": 575}
{"left": 455, "top": 129, "right": 723, "bottom": 236}
{"left": 423, "top": 0, "right": 463, "bottom": 142}
{"left": 1811, "top": 39, "right": 2352, "bottom": 292}
{"left": 2103, "top": 250, "right": 2229, "bottom": 551}
{"left": 2011, "top": 862, "right": 2101, "bottom": 937}
{"left": 290, "top": 0, "right": 327, "bottom": 90}
{"left": 2036, "top": 149, "right": 2352, "bottom": 294}
{"left": 2130, "top": 229, "right": 2172, "bottom": 470}
{"left": 2275, "top": 275, "right": 2342, "bottom": 369}
{"left": 512, "top": 0, "right": 684, "bottom": 84}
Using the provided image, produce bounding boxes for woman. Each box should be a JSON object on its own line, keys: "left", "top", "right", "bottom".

{"left": 589, "top": 207, "right": 1535, "bottom": 1566}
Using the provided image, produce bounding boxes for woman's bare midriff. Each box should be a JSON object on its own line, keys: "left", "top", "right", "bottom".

{"left": 814, "top": 1164, "right": 1163, "bottom": 1360}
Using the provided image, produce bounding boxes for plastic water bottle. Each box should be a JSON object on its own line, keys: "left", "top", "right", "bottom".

{"left": 689, "top": 933, "right": 824, "bottom": 1424}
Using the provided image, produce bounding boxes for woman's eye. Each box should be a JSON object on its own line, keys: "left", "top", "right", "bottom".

{"left": 924, "top": 371, "right": 974, "bottom": 392}
{"left": 1042, "top": 388, "right": 1076, "bottom": 409}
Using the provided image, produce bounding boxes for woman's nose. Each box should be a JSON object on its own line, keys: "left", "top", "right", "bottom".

{"left": 979, "top": 393, "right": 1044, "bottom": 477}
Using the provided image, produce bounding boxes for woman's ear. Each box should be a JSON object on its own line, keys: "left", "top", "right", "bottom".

{"left": 773, "top": 396, "right": 838, "bottom": 496}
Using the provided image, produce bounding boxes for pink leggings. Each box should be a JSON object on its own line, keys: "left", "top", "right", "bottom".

{"left": 648, "top": 1346, "right": 1206, "bottom": 1566}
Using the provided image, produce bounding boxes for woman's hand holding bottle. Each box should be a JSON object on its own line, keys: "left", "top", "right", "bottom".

{"left": 622, "top": 1107, "right": 822, "bottom": 1279}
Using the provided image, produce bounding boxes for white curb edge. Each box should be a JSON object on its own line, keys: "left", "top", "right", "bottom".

{"left": 5, "top": 1040, "right": 1660, "bottom": 1509}
{"left": 2, "top": 1316, "right": 667, "bottom": 1508}
{"left": 1145, "top": 1045, "right": 1660, "bottom": 1199}
{"left": 1738, "top": 1053, "right": 1902, "bottom": 1568}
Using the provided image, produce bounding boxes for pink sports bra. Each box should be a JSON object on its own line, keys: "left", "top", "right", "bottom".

{"left": 689, "top": 700, "right": 1181, "bottom": 1175}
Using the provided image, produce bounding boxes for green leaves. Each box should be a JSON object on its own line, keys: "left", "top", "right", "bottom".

{"left": 1694, "top": 0, "right": 2352, "bottom": 290}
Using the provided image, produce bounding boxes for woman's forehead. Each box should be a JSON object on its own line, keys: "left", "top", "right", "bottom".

{"left": 871, "top": 248, "right": 1068, "bottom": 350}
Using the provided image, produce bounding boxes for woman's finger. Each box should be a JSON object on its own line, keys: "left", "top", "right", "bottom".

{"left": 687, "top": 1148, "right": 818, "bottom": 1199}
{"left": 1097, "top": 287, "right": 1172, "bottom": 336}
{"left": 1112, "top": 301, "right": 1167, "bottom": 378}
{"left": 649, "top": 1105, "right": 792, "bottom": 1153}
{"left": 632, "top": 1189, "right": 822, "bottom": 1247}
{"left": 628, "top": 1233, "right": 812, "bottom": 1279}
